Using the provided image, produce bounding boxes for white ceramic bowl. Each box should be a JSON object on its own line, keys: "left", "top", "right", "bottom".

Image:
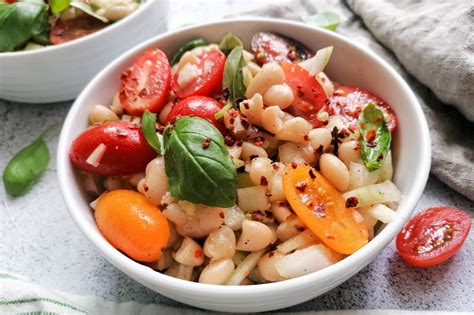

{"left": 57, "top": 19, "right": 431, "bottom": 313}
{"left": 0, "top": 0, "right": 168, "bottom": 104}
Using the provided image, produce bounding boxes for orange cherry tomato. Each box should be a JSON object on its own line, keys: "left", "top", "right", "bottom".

{"left": 95, "top": 190, "right": 170, "bottom": 262}
{"left": 283, "top": 164, "right": 368, "bottom": 254}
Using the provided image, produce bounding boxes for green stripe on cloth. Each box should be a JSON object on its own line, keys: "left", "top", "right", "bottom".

{"left": 0, "top": 273, "right": 17, "bottom": 280}
{"left": 0, "top": 298, "right": 86, "bottom": 314}
{"left": 17, "top": 312, "right": 59, "bottom": 315}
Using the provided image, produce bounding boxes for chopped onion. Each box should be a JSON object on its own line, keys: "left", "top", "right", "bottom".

{"left": 299, "top": 46, "right": 333, "bottom": 76}
{"left": 277, "top": 229, "right": 319, "bottom": 254}
{"left": 237, "top": 186, "right": 270, "bottom": 212}
{"left": 343, "top": 180, "right": 402, "bottom": 207}
{"left": 177, "top": 63, "right": 202, "bottom": 86}
{"left": 349, "top": 162, "right": 380, "bottom": 190}
{"left": 85, "top": 143, "right": 106, "bottom": 167}
{"left": 360, "top": 204, "right": 397, "bottom": 224}
{"left": 379, "top": 151, "right": 393, "bottom": 181}
{"left": 226, "top": 249, "right": 266, "bottom": 285}
{"left": 224, "top": 205, "right": 246, "bottom": 231}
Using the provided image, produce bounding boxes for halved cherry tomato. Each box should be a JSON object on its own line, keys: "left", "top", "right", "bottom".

{"left": 95, "top": 190, "right": 170, "bottom": 262}
{"left": 281, "top": 63, "right": 327, "bottom": 128}
{"left": 166, "top": 96, "right": 225, "bottom": 133}
{"left": 328, "top": 86, "right": 398, "bottom": 133}
{"left": 396, "top": 206, "right": 471, "bottom": 268}
{"left": 70, "top": 122, "right": 156, "bottom": 176}
{"left": 283, "top": 164, "right": 368, "bottom": 254}
{"left": 251, "top": 32, "right": 313, "bottom": 65}
{"left": 119, "top": 48, "right": 171, "bottom": 116}
{"left": 172, "top": 48, "right": 226, "bottom": 99}
{"left": 49, "top": 15, "right": 107, "bottom": 45}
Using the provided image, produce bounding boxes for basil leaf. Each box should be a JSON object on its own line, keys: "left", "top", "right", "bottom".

{"left": 141, "top": 110, "right": 162, "bottom": 155}
{"left": 3, "top": 135, "right": 50, "bottom": 197}
{"left": 50, "top": 0, "right": 70, "bottom": 14}
{"left": 0, "top": 1, "right": 49, "bottom": 52}
{"left": 218, "top": 32, "right": 243, "bottom": 56}
{"left": 164, "top": 116, "right": 237, "bottom": 207}
{"left": 359, "top": 103, "right": 391, "bottom": 172}
{"left": 170, "top": 38, "right": 208, "bottom": 65}
{"left": 70, "top": 1, "right": 108, "bottom": 23}
{"left": 303, "top": 11, "right": 346, "bottom": 31}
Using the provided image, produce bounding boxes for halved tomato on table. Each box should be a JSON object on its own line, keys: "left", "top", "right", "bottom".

{"left": 49, "top": 15, "right": 107, "bottom": 45}
{"left": 328, "top": 86, "right": 398, "bottom": 132}
{"left": 396, "top": 206, "right": 471, "bottom": 268}
{"left": 172, "top": 48, "right": 226, "bottom": 99}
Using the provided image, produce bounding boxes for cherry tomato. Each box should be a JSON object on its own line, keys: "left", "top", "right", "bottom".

{"left": 396, "top": 206, "right": 471, "bottom": 268}
{"left": 95, "top": 190, "right": 170, "bottom": 262}
{"left": 281, "top": 63, "right": 328, "bottom": 128}
{"left": 70, "top": 122, "right": 156, "bottom": 176}
{"left": 119, "top": 48, "right": 171, "bottom": 116}
{"left": 166, "top": 96, "right": 225, "bottom": 133}
{"left": 328, "top": 86, "right": 398, "bottom": 133}
{"left": 172, "top": 48, "right": 226, "bottom": 99}
{"left": 251, "top": 32, "right": 313, "bottom": 65}
{"left": 49, "top": 15, "right": 107, "bottom": 45}
{"left": 283, "top": 164, "right": 369, "bottom": 254}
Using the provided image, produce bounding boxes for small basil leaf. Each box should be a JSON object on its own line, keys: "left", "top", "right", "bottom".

{"left": 31, "top": 31, "right": 50, "bottom": 45}
{"left": 50, "top": 0, "right": 70, "bottom": 14}
{"left": 303, "top": 11, "right": 346, "bottom": 31}
{"left": 164, "top": 116, "right": 237, "bottom": 207}
{"left": 359, "top": 103, "right": 391, "bottom": 172}
{"left": 141, "top": 110, "right": 162, "bottom": 155}
{"left": 3, "top": 135, "right": 50, "bottom": 197}
{"left": 70, "top": 1, "right": 108, "bottom": 23}
{"left": 218, "top": 32, "right": 243, "bottom": 56}
{"left": 170, "top": 38, "right": 208, "bottom": 65}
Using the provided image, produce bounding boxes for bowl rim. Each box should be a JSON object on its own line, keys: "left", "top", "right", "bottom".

{"left": 57, "top": 17, "right": 431, "bottom": 297}
{"left": 0, "top": 0, "right": 155, "bottom": 58}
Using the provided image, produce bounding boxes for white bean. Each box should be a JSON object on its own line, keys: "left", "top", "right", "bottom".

{"left": 338, "top": 140, "right": 362, "bottom": 168}
{"left": 239, "top": 93, "right": 264, "bottom": 126}
{"left": 261, "top": 106, "right": 285, "bottom": 134}
{"left": 240, "top": 141, "right": 268, "bottom": 160}
{"left": 237, "top": 186, "right": 270, "bottom": 212}
{"left": 178, "top": 51, "right": 199, "bottom": 70}
{"left": 320, "top": 153, "right": 350, "bottom": 191}
{"left": 278, "top": 143, "right": 305, "bottom": 164}
{"left": 204, "top": 226, "right": 236, "bottom": 261}
{"left": 224, "top": 205, "right": 246, "bottom": 231}
{"left": 176, "top": 206, "right": 225, "bottom": 238}
{"left": 268, "top": 174, "right": 285, "bottom": 202}
{"left": 308, "top": 128, "right": 332, "bottom": 152}
{"left": 245, "top": 63, "right": 285, "bottom": 99}
{"left": 249, "top": 157, "right": 274, "bottom": 186}
{"left": 276, "top": 117, "right": 312, "bottom": 143}
{"left": 263, "top": 84, "right": 294, "bottom": 109}
{"left": 276, "top": 214, "right": 306, "bottom": 242}
{"left": 199, "top": 258, "right": 235, "bottom": 284}
{"left": 158, "top": 101, "right": 174, "bottom": 124}
{"left": 89, "top": 104, "right": 119, "bottom": 124}
{"left": 110, "top": 92, "right": 123, "bottom": 115}
{"left": 173, "top": 237, "right": 204, "bottom": 267}
{"left": 257, "top": 251, "right": 286, "bottom": 282}
{"left": 271, "top": 202, "right": 292, "bottom": 222}
{"left": 247, "top": 61, "right": 262, "bottom": 77}
{"left": 128, "top": 172, "right": 145, "bottom": 187}
{"left": 138, "top": 157, "right": 169, "bottom": 205}
{"left": 236, "top": 220, "right": 273, "bottom": 251}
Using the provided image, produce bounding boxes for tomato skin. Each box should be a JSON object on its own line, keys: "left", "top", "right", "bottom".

{"left": 172, "top": 48, "right": 226, "bottom": 99}
{"left": 396, "top": 207, "right": 471, "bottom": 268}
{"left": 70, "top": 122, "right": 156, "bottom": 176}
{"left": 166, "top": 96, "right": 225, "bottom": 133}
{"left": 328, "top": 86, "right": 398, "bottom": 133}
{"left": 119, "top": 48, "right": 171, "bottom": 116}
{"left": 49, "top": 15, "right": 107, "bottom": 45}
{"left": 95, "top": 190, "right": 170, "bottom": 262}
{"left": 251, "top": 32, "right": 313, "bottom": 65}
{"left": 281, "top": 63, "right": 327, "bottom": 128}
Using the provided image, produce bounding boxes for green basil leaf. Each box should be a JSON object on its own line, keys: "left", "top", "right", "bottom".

{"left": 359, "top": 103, "right": 391, "bottom": 172}
{"left": 0, "top": 1, "right": 49, "bottom": 52}
{"left": 31, "top": 31, "right": 50, "bottom": 45}
{"left": 170, "top": 38, "right": 208, "bottom": 65}
{"left": 50, "top": 0, "right": 70, "bottom": 14}
{"left": 141, "top": 110, "right": 162, "bottom": 155}
{"left": 218, "top": 32, "right": 243, "bottom": 56}
{"left": 70, "top": 1, "right": 108, "bottom": 23}
{"left": 164, "top": 116, "right": 237, "bottom": 207}
{"left": 303, "top": 11, "right": 346, "bottom": 31}
{"left": 3, "top": 135, "right": 50, "bottom": 197}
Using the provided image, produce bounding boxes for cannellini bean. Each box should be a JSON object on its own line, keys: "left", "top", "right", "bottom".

{"left": 320, "top": 153, "right": 350, "bottom": 191}
{"left": 226, "top": 249, "right": 266, "bottom": 285}
{"left": 204, "top": 226, "right": 236, "bottom": 260}
{"left": 325, "top": 116, "right": 346, "bottom": 133}
{"left": 173, "top": 237, "right": 204, "bottom": 267}
{"left": 249, "top": 157, "right": 274, "bottom": 186}
{"left": 163, "top": 203, "right": 189, "bottom": 226}
{"left": 158, "top": 101, "right": 174, "bottom": 124}
{"left": 308, "top": 128, "right": 332, "bottom": 152}
{"left": 239, "top": 93, "right": 264, "bottom": 126}
{"left": 263, "top": 84, "right": 294, "bottom": 109}
{"left": 245, "top": 63, "right": 285, "bottom": 98}
{"left": 236, "top": 220, "right": 273, "bottom": 251}
{"left": 276, "top": 117, "right": 312, "bottom": 143}
{"left": 247, "top": 61, "right": 262, "bottom": 76}
{"left": 277, "top": 229, "right": 319, "bottom": 254}
{"left": 91, "top": 0, "right": 138, "bottom": 21}
{"left": 316, "top": 72, "right": 334, "bottom": 97}
{"left": 237, "top": 186, "right": 270, "bottom": 212}
{"left": 138, "top": 157, "right": 169, "bottom": 205}
{"left": 175, "top": 206, "right": 225, "bottom": 238}
{"left": 223, "top": 109, "right": 248, "bottom": 139}
{"left": 271, "top": 202, "right": 292, "bottom": 222}
{"left": 278, "top": 143, "right": 305, "bottom": 164}
{"left": 178, "top": 51, "right": 199, "bottom": 70}
{"left": 261, "top": 106, "right": 285, "bottom": 134}
{"left": 338, "top": 140, "right": 362, "bottom": 168}
{"left": 258, "top": 251, "right": 286, "bottom": 282}
{"left": 89, "top": 105, "right": 119, "bottom": 124}
{"left": 128, "top": 172, "right": 145, "bottom": 187}
{"left": 110, "top": 92, "right": 123, "bottom": 115}
{"left": 240, "top": 141, "right": 268, "bottom": 160}
{"left": 268, "top": 174, "right": 285, "bottom": 202}
{"left": 224, "top": 205, "right": 246, "bottom": 231}
{"left": 199, "top": 258, "right": 235, "bottom": 284}
{"left": 276, "top": 214, "right": 306, "bottom": 242}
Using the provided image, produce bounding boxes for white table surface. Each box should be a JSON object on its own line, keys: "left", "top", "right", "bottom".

{"left": 1, "top": 0, "right": 473, "bottom": 312}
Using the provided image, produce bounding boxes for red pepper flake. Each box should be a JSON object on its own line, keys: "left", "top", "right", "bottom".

{"left": 265, "top": 192, "right": 273, "bottom": 197}
{"left": 272, "top": 163, "right": 280, "bottom": 171}
{"left": 268, "top": 251, "right": 275, "bottom": 258}
{"left": 253, "top": 136, "right": 265, "bottom": 146}
{"left": 377, "top": 153, "right": 385, "bottom": 161}
{"left": 251, "top": 211, "right": 274, "bottom": 224}
{"left": 309, "top": 169, "right": 316, "bottom": 179}
{"left": 338, "top": 129, "right": 350, "bottom": 139}
{"left": 194, "top": 249, "right": 204, "bottom": 259}
{"left": 242, "top": 101, "right": 250, "bottom": 110}
{"left": 202, "top": 137, "right": 212, "bottom": 149}
{"left": 365, "top": 129, "right": 376, "bottom": 144}
{"left": 260, "top": 176, "right": 269, "bottom": 186}
{"left": 296, "top": 83, "right": 303, "bottom": 89}
{"left": 143, "top": 184, "right": 149, "bottom": 192}
{"left": 295, "top": 181, "right": 307, "bottom": 192}
{"left": 287, "top": 50, "right": 297, "bottom": 60}
{"left": 331, "top": 126, "right": 340, "bottom": 156}
{"left": 304, "top": 135, "right": 309, "bottom": 141}
{"left": 219, "top": 211, "right": 225, "bottom": 219}
{"left": 297, "top": 90, "right": 305, "bottom": 97}
{"left": 345, "top": 196, "right": 359, "bottom": 208}
{"left": 224, "top": 135, "right": 236, "bottom": 146}
{"left": 312, "top": 203, "right": 326, "bottom": 217}
{"left": 229, "top": 117, "right": 236, "bottom": 125}
{"left": 291, "top": 161, "right": 297, "bottom": 169}
{"left": 296, "top": 225, "right": 306, "bottom": 232}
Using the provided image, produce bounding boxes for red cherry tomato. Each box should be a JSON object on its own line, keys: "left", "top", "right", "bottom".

{"left": 328, "top": 86, "right": 398, "bottom": 133}
{"left": 281, "top": 63, "right": 327, "bottom": 128}
{"left": 119, "top": 48, "right": 171, "bottom": 116}
{"left": 396, "top": 206, "right": 471, "bottom": 268}
{"left": 70, "top": 122, "right": 156, "bottom": 176}
{"left": 166, "top": 96, "right": 226, "bottom": 133}
{"left": 172, "top": 48, "right": 226, "bottom": 99}
{"left": 49, "top": 15, "right": 107, "bottom": 45}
